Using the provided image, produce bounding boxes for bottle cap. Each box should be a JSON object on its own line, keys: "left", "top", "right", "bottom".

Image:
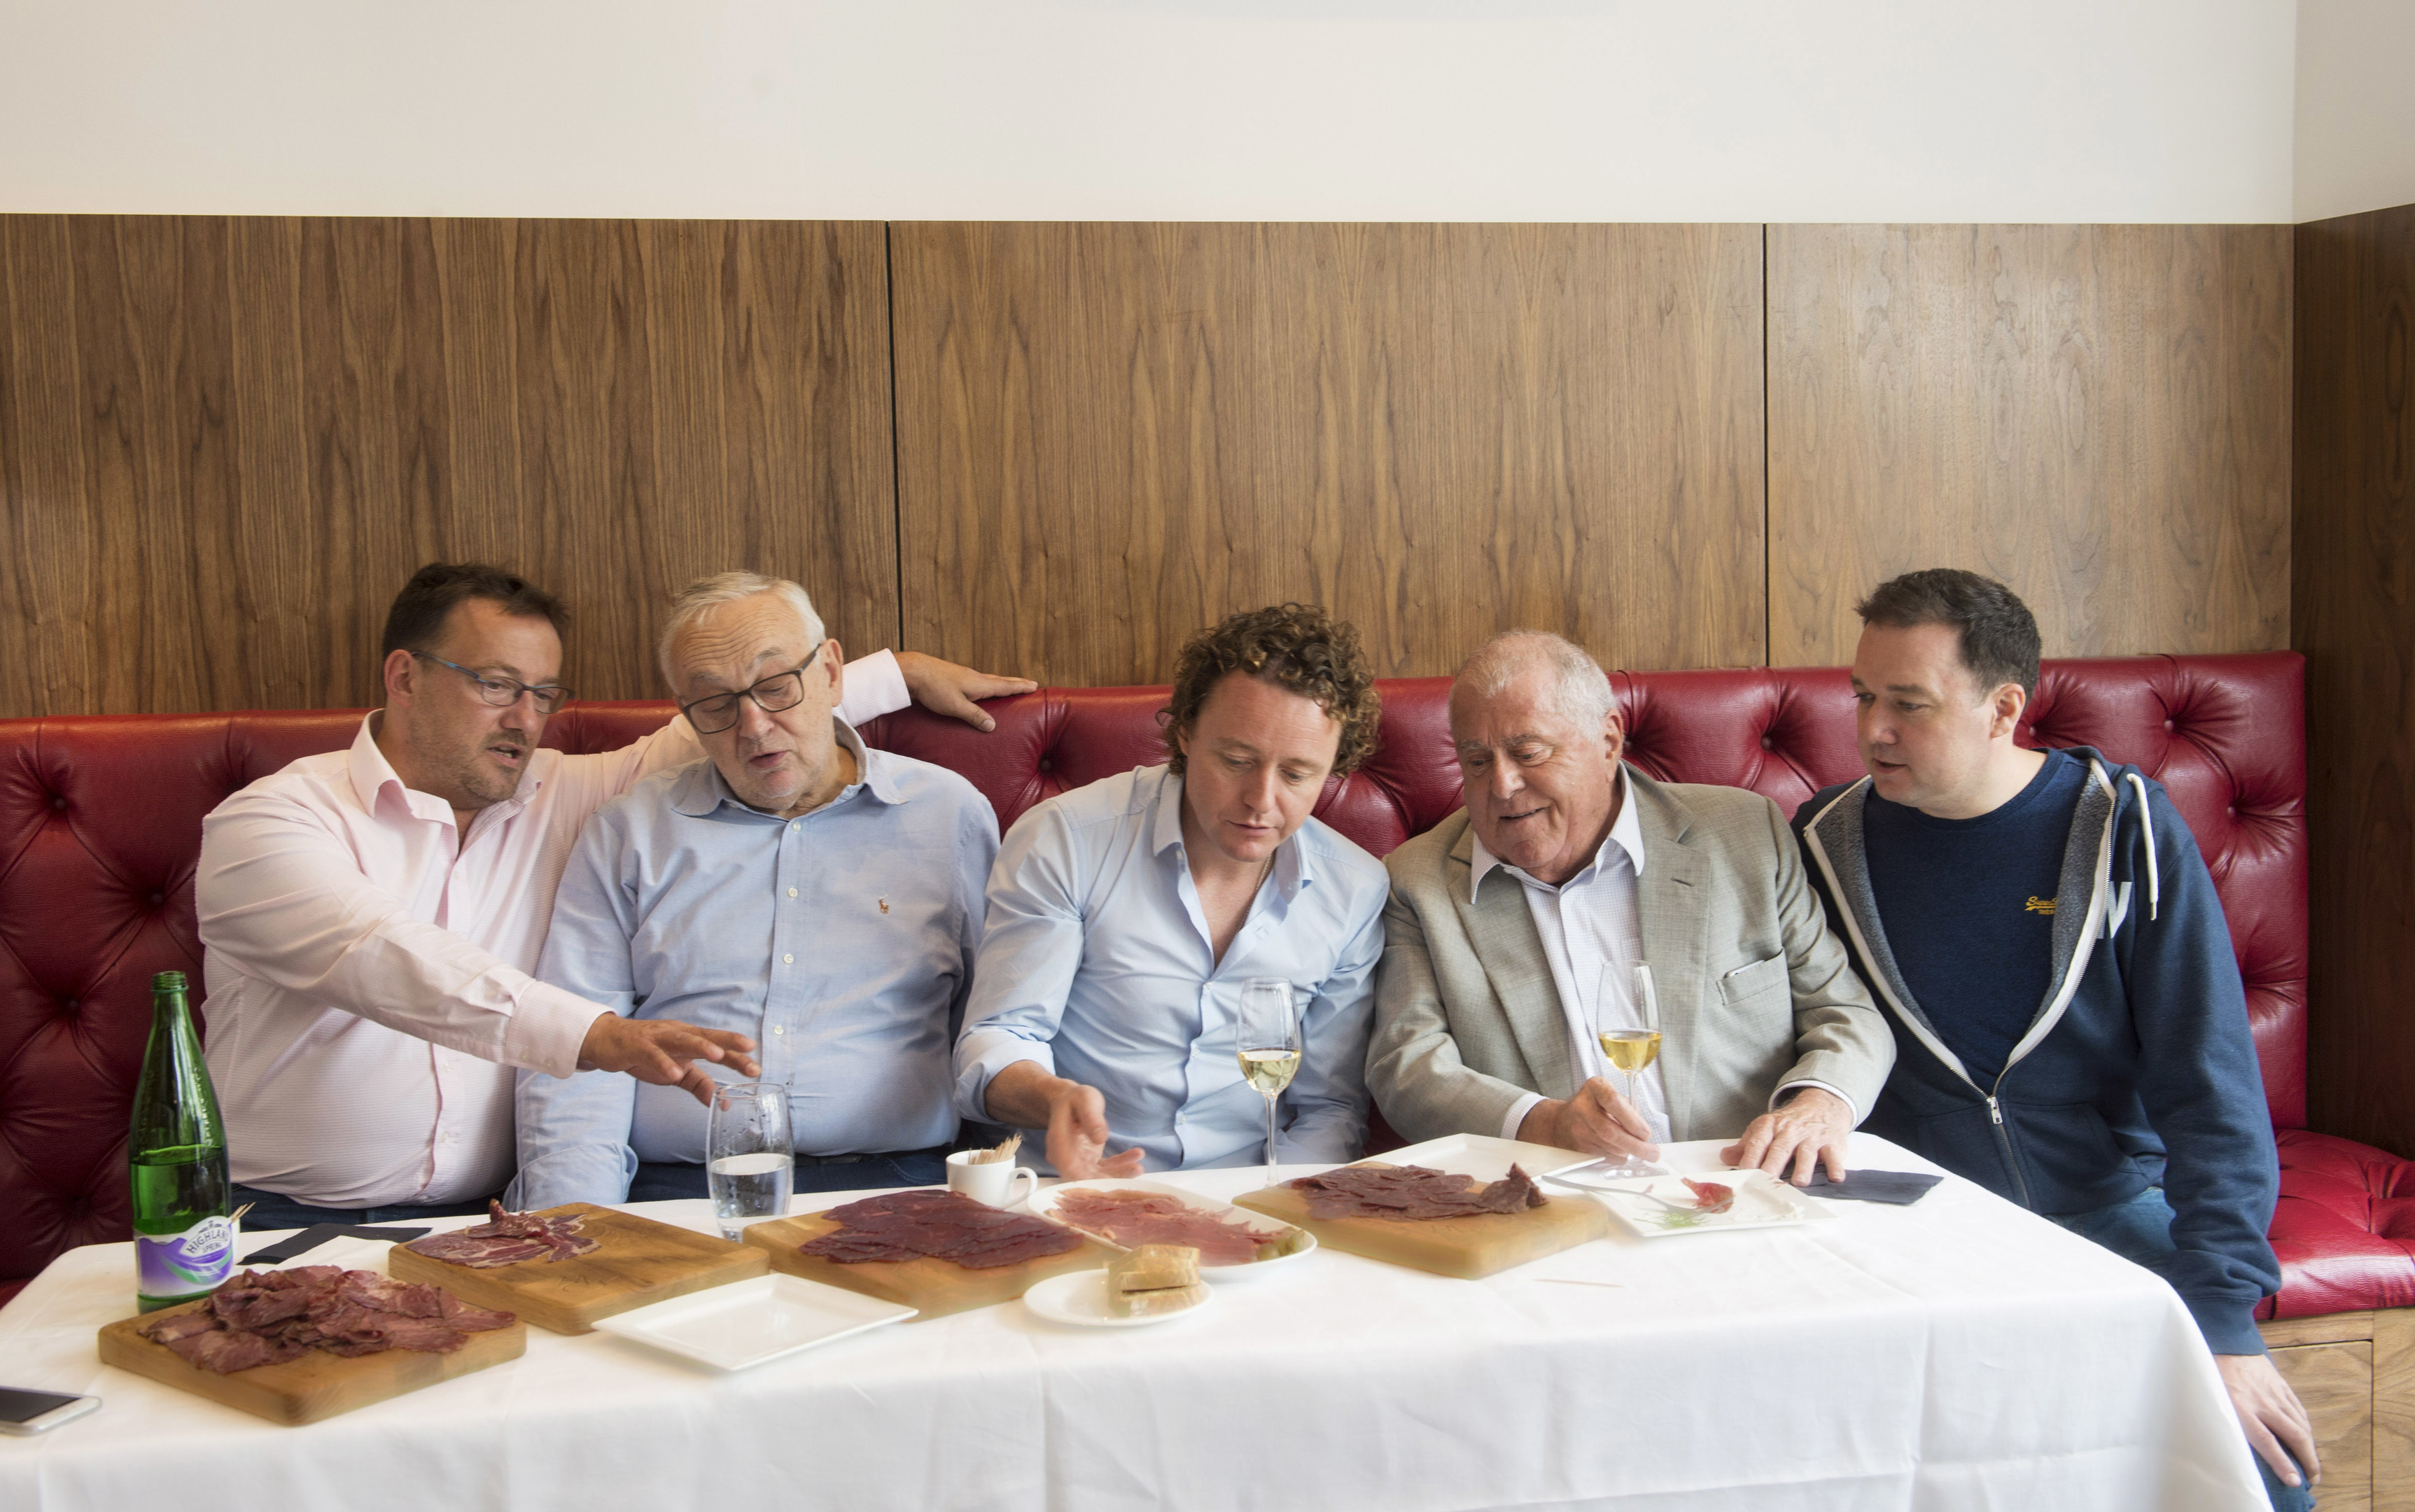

{"left": 152, "top": 970, "right": 188, "bottom": 992}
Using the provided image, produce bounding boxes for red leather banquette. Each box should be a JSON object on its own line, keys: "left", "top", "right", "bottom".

{"left": 1, "top": 652, "right": 2405, "bottom": 1321}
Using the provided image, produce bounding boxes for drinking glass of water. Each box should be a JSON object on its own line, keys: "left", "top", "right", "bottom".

{"left": 706, "top": 1082, "right": 792, "bottom": 1239}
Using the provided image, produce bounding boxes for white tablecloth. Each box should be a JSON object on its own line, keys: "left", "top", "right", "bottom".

{"left": 0, "top": 1138, "right": 2264, "bottom": 1511}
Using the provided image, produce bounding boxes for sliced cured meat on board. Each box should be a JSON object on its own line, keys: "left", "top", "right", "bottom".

{"left": 1284, "top": 1163, "right": 1548, "bottom": 1222}
{"left": 799, "top": 1189, "right": 1084, "bottom": 1270}
{"left": 133, "top": 1266, "right": 515, "bottom": 1374}
{"left": 400, "top": 1201, "right": 600, "bottom": 1268}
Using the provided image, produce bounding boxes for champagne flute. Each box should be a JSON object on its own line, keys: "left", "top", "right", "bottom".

{"left": 1592, "top": 961, "right": 1665, "bottom": 1180}
{"left": 1236, "top": 979, "right": 1301, "bottom": 1185}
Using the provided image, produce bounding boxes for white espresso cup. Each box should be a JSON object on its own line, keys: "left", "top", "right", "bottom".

{"left": 946, "top": 1149, "right": 1039, "bottom": 1208}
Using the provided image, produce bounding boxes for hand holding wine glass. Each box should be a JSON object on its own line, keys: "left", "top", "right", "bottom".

{"left": 1236, "top": 979, "right": 1300, "bottom": 1184}
{"left": 1588, "top": 961, "right": 1665, "bottom": 1179}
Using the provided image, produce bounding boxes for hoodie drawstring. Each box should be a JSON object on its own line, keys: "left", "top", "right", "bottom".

{"left": 2125, "top": 771, "right": 2161, "bottom": 920}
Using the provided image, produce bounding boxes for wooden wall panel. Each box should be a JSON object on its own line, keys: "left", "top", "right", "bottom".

{"left": 0, "top": 216, "right": 895, "bottom": 716}
{"left": 2295, "top": 201, "right": 2415, "bottom": 1159}
{"left": 1768, "top": 225, "right": 2292, "bottom": 664}
{"left": 889, "top": 223, "right": 1766, "bottom": 685}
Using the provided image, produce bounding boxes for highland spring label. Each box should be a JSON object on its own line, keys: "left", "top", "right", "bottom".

{"left": 135, "top": 1214, "right": 237, "bottom": 1300}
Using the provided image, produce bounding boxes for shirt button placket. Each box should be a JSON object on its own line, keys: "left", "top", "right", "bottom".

{"left": 773, "top": 817, "right": 802, "bottom": 1084}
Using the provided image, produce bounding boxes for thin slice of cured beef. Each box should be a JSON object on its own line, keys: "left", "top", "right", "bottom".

{"left": 1049, "top": 1189, "right": 1282, "bottom": 1266}
{"left": 401, "top": 1200, "right": 599, "bottom": 1268}
{"left": 1285, "top": 1162, "right": 1548, "bottom": 1222}
{"left": 134, "top": 1266, "right": 517, "bottom": 1374}
{"left": 801, "top": 1189, "right": 1084, "bottom": 1270}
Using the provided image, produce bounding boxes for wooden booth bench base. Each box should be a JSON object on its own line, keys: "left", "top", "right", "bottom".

{"left": 2260, "top": 1307, "right": 2415, "bottom": 1510}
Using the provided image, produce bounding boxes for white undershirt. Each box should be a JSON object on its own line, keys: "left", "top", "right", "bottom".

{"left": 1469, "top": 774, "right": 1671, "bottom": 1144}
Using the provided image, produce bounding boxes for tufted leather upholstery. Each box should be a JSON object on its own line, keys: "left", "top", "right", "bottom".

{"left": 0, "top": 652, "right": 2388, "bottom": 1322}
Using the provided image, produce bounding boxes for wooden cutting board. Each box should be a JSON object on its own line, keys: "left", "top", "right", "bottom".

{"left": 385, "top": 1203, "right": 766, "bottom": 1335}
{"left": 1232, "top": 1164, "right": 1610, "bottom": 1279}
{"left": 743, "top": 1210, "right": 1110, "bottom": 1320}
{"left": 97, "top": 1304, "right": 526, "bottom": 1426}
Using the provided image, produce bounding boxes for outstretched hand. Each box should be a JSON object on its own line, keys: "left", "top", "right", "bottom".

{"left": 578, "top": 1014, "right": 760, "bottom": 1105}
{"left": 894, "top": 651, "right": 1037, "bottom": 733}
{"left": 1044, "top": 1079, "right": 1147, "bottom": 1180}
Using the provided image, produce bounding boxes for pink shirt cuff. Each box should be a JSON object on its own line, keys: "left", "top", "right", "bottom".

{"left": 507, "top": 980, "right": 608, "bottom": 1079}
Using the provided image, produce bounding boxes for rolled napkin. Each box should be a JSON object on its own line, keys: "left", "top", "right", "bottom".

{"left": 1800, "top": 1169, "right": 1944, "bottom": 1205}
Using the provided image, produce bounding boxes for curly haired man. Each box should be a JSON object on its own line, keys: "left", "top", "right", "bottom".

{"left": 954, "top": 603, "right": 1390, "bottom": 1176}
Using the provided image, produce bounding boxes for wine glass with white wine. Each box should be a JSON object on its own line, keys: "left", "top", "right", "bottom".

{"left": 1236, "top": 979, "right": 1301, "bottom": 1184}
{"left": 1592, "top": 960, "right": 1665, "bottom": 1180}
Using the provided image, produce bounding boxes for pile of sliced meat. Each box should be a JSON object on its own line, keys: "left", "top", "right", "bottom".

{"left": 401, "top": 1201, "right": 598, "bottom": 1268}
{"left": 1286, "top": 1162, "right": 1547, "bottom": 1221}
{"left": 801, "top": 1189, "right": 1084, "bottom": 1269}
{"left": 135, "top": 1266, "right": 514, "bottom": 1374}
{"left": 1051, "top": 1189, "right": 1282, "bottom": 1267}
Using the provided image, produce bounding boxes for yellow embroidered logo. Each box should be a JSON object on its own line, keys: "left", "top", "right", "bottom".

{"left": 878, "top": 897, "right": 890, "bottom": 914}
{"left": 2024, "top": 896, "right": 2057, "bottom": 916}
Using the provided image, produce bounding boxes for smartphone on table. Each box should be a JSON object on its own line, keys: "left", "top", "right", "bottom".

{"left": 0, "top": 1387, "right": 100, "bottom": 1434}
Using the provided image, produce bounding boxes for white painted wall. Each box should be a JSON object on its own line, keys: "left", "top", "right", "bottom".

{"left": 2296, "top": 0, "right": 2415, "bottom": 222}
{"left": 0, "top": 0, "right": 2299, "bottom": 223}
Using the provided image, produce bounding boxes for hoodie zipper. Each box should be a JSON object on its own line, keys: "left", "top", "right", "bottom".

{"left": 1982, "top": 1077, "right": 2032, "bottom": 1210}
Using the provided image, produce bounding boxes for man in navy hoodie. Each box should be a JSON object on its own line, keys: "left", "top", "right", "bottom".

{"left": 1790, "top": 569, "right": 2316, "bottom": 1508}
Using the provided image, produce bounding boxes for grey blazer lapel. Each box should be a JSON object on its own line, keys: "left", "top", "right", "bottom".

{"left": 1630, "top": 770, "right": 1707, "bottom": 1137}
{"left": 1446, "top": 823, "right": 1581, "bottom": 1101}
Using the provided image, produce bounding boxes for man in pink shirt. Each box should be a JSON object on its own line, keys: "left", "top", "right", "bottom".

{"left": 198, "top": 563, "right": 1030, "bottom": 1229}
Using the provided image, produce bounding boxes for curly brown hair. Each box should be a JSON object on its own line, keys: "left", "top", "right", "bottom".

{"left": 1161, "top": 603, "right": 1381, "bottom": 776}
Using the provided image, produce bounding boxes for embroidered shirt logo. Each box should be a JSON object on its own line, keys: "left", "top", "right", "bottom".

{"left": 878, "top": 897, "right": 890, "bottom": 914}
{"left": 2024, "top": 895, "right": 2057, "bottom": 916}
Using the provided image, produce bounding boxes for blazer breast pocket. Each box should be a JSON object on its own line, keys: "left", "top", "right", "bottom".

{"left": 1715, "top": 953, "right": 1789, "bottom": 1011}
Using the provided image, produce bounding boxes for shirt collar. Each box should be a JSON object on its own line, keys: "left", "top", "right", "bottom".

{"left": 670, "top": 717, "right": 897, "bottom": 819}
{"left": 1147, "top": 765, "right": 1317, "bottom": 894}
{"left": 347, "top": 710, "right": 538, "bottom": 827}
{"left": 1467, "top": 764, "right": 1648, "bottom": 902}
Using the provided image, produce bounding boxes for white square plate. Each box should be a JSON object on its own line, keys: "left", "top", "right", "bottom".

{"left": 1362, "top": 1132, "right": 1596, "bottom": 1184}
{"left": 1564, "top": 1168, "right": 1837, "bottom": 1239}
{"left": 592, "top": 1273, "right": 916, "bottom": 1370}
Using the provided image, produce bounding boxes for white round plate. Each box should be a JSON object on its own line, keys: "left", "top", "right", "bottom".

{"left": 1021, "top": 1269, "right": 1215, "bottom": 1328}
{"left": 1024, "top": 1177, "right": 1316, "bottom": 1278}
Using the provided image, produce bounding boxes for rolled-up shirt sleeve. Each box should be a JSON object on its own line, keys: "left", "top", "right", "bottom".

{"left": 511, "top": 809, "right": 645, "bottom": 1210}
{"left": 953, "top": 806, "right": 1088, "bottom": 1121}
{"left": 197, "top": 792, "right": 603, "bottom": 1079}
{"left": 838, "top": 648, "right": 910, "bottom": 728}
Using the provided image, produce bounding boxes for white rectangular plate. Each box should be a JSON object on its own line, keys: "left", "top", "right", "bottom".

{"left": 1364, "top": 1132, "right": 1596, "bottom": 1184}
{"left": 592, "top": 1273, "right": 916, "bottom": 1370}
{"left": 1026, "top": 1178, "right": 1315, "bottom": 1275}
{"left": 1569, "top": 1168, "right": 1837, "bottom": 1239}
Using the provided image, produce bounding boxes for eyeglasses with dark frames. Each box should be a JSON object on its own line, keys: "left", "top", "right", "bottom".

{"left": 678, "top": 642, "right": 828, "bottom": 735}
{"left": 411, "top": 652, "right": 575, "bottom": 715}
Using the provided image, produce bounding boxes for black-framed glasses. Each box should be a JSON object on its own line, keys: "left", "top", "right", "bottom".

{"left": 412, "top": 652, "right": 574, "bottom": 715}
{"left": 678, "top": 643, "right": 827, "bottom": 735}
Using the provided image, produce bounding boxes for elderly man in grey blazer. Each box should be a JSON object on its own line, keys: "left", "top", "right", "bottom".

{"left": 1366, "top": 631, "right": 1893, "bottom": 1182}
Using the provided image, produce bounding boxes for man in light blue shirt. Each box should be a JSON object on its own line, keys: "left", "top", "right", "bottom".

{"left": 512, "top": 573, "right": 999, "bottom": 1206}
{"left": 954, "top": 604, "right": 1390, "bottom": 1177}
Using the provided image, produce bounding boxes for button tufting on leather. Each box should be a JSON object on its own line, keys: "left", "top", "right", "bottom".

{"left": 148, "top": 892, "right": 164, "bottom": 906}
{"left": 1758, "top": 734, "right": 1774, "bottom": 751}
{"left": 1038, "top": 757, "right": 1053, "bottom": 773}
{"left": 59, "top": 998, "right": 77, "bottom": 1012}
{"left": 50, "top": 794, "right": 66, "bottom": 810}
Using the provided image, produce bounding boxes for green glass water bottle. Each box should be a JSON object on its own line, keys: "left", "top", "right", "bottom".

{"left": 129, "top": 970, "right": 234, "bottom": 1310}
